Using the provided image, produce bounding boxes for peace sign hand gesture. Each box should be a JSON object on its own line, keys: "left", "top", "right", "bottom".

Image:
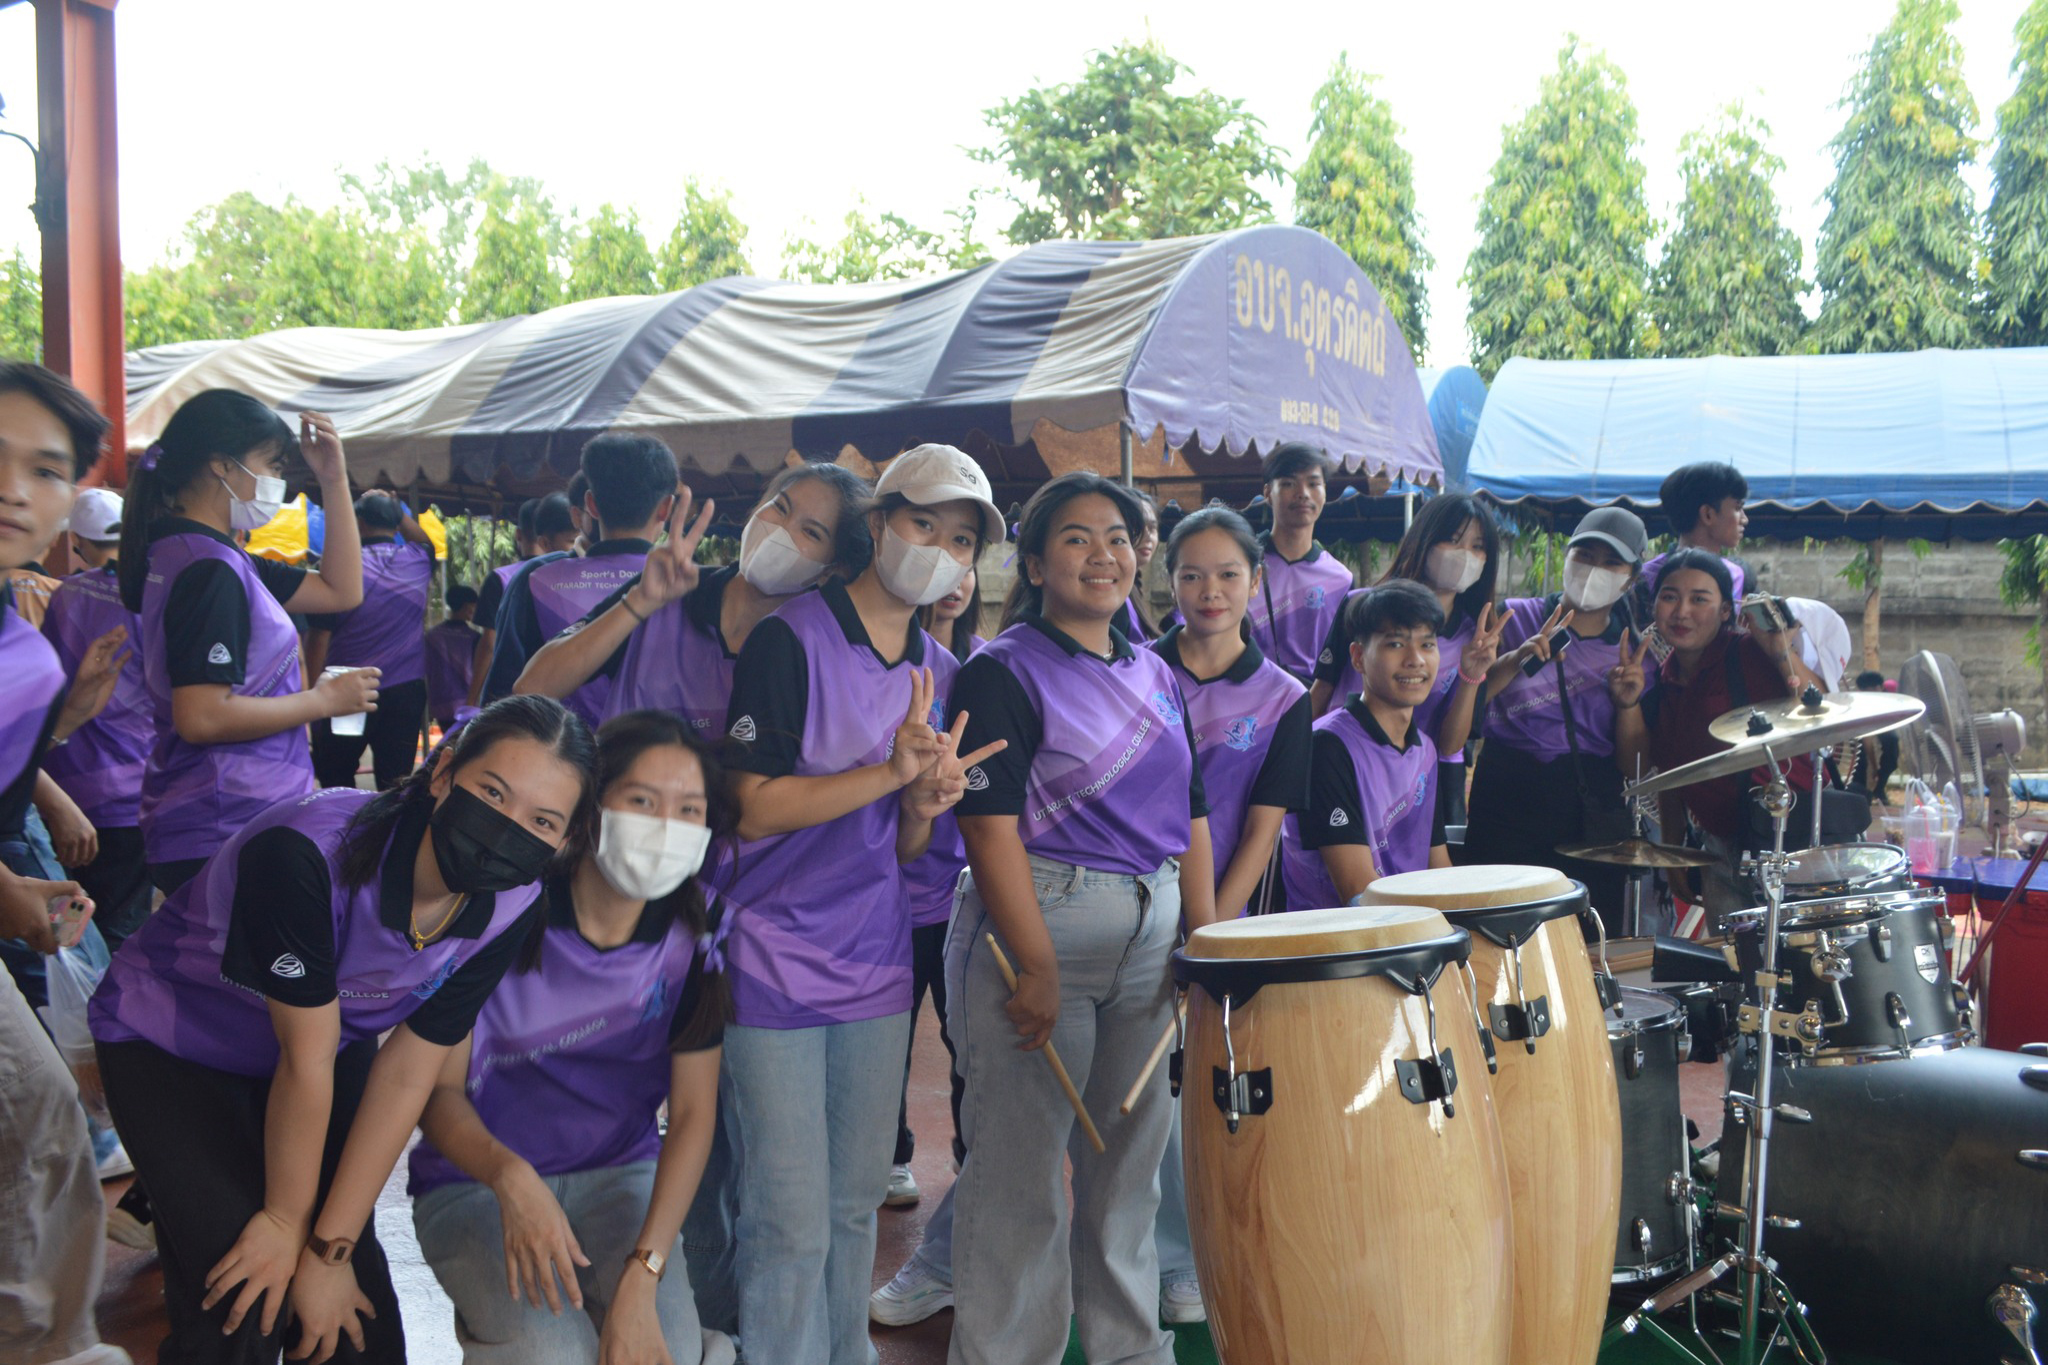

{"left": 902, "top": 710, "right": 1009, "bottom": 822}
{"left": 1506, "top": 600, "right": 1576, "bottom": 671}
{"left": 1460, "top": 603, "right": 1506, "bottom": 679}
{"left": 629, "top": 488, "right": 716, "bottom": 615}
{"left": 1608, "top": 629, "right": 1651, "bottom": 709}
{"left": 887, "top": 669, "right": 949, "bottom": 788}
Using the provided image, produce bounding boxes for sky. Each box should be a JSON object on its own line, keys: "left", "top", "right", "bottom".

{"left": 0, "top": 0, "right": 2033, "bottom": 368}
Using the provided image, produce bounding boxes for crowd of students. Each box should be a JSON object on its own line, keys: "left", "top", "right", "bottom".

{"left": 0, "top": 363, "right": 1876, "bottom": 1365}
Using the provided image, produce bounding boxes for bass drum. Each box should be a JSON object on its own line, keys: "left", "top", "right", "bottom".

{"left": 1724, "top": 1044, "right": 2048, "bottom": 1363}
{"left": 1609, "top": 987, "right": 1694, "bottom": 1284}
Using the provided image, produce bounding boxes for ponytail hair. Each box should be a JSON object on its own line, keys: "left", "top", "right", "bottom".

{"left": 1000, "top": 472, "right": 1144, "bottom": 629}
{"left": 119, "top": 389, "right": 298, "bottom": 611}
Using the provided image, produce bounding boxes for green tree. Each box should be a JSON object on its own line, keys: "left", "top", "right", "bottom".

{"left": 1293, "top": 57, "right": 1431, "bottom": 361}
{"left": 975, "top": 40, "right": 1286, "bottom": 244}
{"left": 462, "top": 200, "right": 562, "bottom": 322}
{"left": 1463, "top": 40, "right": 1656, "bottom": 379}
{"left": 781, "top": 203, "right": 990, "bottom": 284}
{"left": 1651, "top": 107, "right": 1808, "bottom": 357}
{"left": 566, "top": 203, "right": 657, "bottom": 302}
{"left": 1811, "top": 0, "right": 1982, "bottom": 354}
{"left": 656, "top": 181, "right": 753, "bottom": 291}
{"left": 1988, "top": 0, "right": 2048, "bottom": 345}
{"left": 0, "top": 247, "right": 38, "bottom": 361}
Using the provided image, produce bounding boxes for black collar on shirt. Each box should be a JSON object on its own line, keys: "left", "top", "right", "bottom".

{"left": 378, "top": 795, "right": 501, "bottom": 940}
{"left": 819, "top": 575, "right": 926, "bottom": 666}
{"left": 1256, "top": 531, "right": 1326, "bottom": 567}
{"left": 1539, "top": 591, "right": 1633, "bottom": 644}
{"left": 684, "top": 563, "right": 739, "bottom": 636}
{"left": 584, "top": 537, "right": 655, "bottom": 559}
{"left": 1346, "top": 696, "right": 1423, "bottom": 753}
{"left": 1021, "top": 610, "right": 1135, "bottom": 663}
{"left": 149, "top": 515, "right": 238, "bottom": 550}
{"left": 543, "top": 871, "right": 674, "bottom": 948}
{"left": 1153, "top": 623, "right": 1265, "bottom": 684}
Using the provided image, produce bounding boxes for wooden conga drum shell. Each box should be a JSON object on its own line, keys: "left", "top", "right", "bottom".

{"left": 1177, "top": 907, "right": 1514, "bottom": 1365}
{"left": 1362, "top": 868, "right": 1622, "bottom": 1365}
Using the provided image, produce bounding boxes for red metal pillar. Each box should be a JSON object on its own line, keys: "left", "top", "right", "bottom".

{"left": 35, "top": 0, "right": 125, "bottom": 483}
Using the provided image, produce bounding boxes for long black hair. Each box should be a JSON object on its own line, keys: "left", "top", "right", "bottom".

{"left": 757, "top": 461, "right": 874, "bottom": 578}
{"left": 1164, "top": 506, "right": 1264, "bottom": 642}
{"left": 1000, "top": 472, "right": 1146, "bottom": 629}
{"left": 1378, "top": 493, "right": 1500, "bottom": 629}
{"left": 334, "top": 694, "right": 599, "bottom": 894}
{"left": 918, "top": 564, "right": 984, "bottom": 662}
{"left": 119, "top": 389, "right": 298, "bottom": 611}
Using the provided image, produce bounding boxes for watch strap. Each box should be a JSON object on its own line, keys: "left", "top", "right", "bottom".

{"left": 306, "top": 1232, "right": 355, "bottom": 1266}
{"left": 627, "top": 1247, "right": 667, "bottom": 1279}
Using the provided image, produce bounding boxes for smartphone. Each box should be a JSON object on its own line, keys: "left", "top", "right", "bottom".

{"left": 1520, "top": 628, "right": 1573, "bottom": 676}
{"left": 1739, "top": 594, "right": 1796, "bottom": 635}
{"left": 47, "top": 895, "right": 91, "bottom": 950}
{"left": 1638, "top": 625, "right": 1674, "bottom": 666}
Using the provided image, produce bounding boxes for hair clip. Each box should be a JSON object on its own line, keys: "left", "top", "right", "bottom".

{"left": 138, "top": 443, "right": 163, "bottom": 473}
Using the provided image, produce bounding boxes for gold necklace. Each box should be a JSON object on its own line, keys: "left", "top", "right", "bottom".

{"left": 409, "top": 894, "right": 467, "bottom": 952}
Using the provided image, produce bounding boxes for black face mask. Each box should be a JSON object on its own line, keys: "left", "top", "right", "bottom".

{"left": 429, "top": 785, "right": 557, "bottom": 894}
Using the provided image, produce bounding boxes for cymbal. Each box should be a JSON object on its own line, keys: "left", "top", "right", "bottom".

{"left": 1627, "top": 689, "right": 1925, "bottom": 799}
{"left": 1557, "top": 837, "right": 1719, "bottom": 869}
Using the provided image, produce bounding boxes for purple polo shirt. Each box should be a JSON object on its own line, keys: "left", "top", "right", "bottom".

{"left": 952, "top": 615, "right": 1207, "bottom": 878}
{"left": 1315, "top": 593, "right": 1481, "bottom": 760}
{"left": 42, "top": 565, "right": 150, "bottom": 828}
{"left": 138, "top": 527, "right": 316, "bottom": 865}
{"left": 903, "top": 632, "right": 987, "bottom": 929}
{"left": 424, "top": 619, "right": 480, "bottom": 725}
{"left": 1640, "top": 549, "right": 1747, "bottom": 608}
{"left": 1483, "top": 595, "right": 1643, "bottom": 764}
{"left": 603, "top": 565, "right": 743, "bottom": 735}
{"left": 1149, "top": 627, "right": 1311, "bottom": 891}
{"left": 1249, "top": 536, "right": 1353, "bottom": 681}
{"left": 1280, "top": 701, "right": 1439, "bottom": 909}
{"left": 91, "top": 787, "right": 543, "bottom": 1077}
{"left": 524, "top": 544, "right": 648, "bottom": 727}
{"left": 407, "top": 882, "right": 720, "bottom": 1197}
{"left": 315, "top": 539, "right": 434, "bottom": 687}
{"left": 0, "top": 588, "right": 66, "bottom": 837}
{"left": 717, "top": 580, "right": 957, "bottom": 1029}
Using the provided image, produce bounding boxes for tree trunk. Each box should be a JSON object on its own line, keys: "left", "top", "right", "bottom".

{"left": 1862, "top": 539, "right": 1884, "bottom": 674}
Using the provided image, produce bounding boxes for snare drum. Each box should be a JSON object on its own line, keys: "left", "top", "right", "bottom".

{"left": 1777, "top": 843, "right": 1913, "bottom": 902}
{"left": 1360, "top": 866, "right": 1621, "bottom": 1365}
{"left": 1728, "top": 888, "right": 1968, "bottom": 1062}
{"left": 1608, "top": 987, "right": 1694, "bottom": 1284}
{"left": 1174, "top": 906, "right": 1512, "bottom": 1365}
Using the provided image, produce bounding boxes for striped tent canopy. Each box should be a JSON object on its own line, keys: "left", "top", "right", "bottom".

{"left": 124, "top": 225, "right": 1438, "bottom": 510}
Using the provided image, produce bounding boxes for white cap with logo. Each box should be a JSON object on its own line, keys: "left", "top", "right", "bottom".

{"left": 70, "top": 488, "right": 124, "bottom": 542}
{"left": 875, "top": 444, "right": 1006, "bottom": 546}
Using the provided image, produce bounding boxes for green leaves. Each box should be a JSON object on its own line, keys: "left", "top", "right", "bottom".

{"left": 656, "top": 182, "right": 752, "bottom": 292}
{"left": 780, "top": 202, "right": 990, "bottom": 285}
{"left": 0, "top": 246, "right": 39, "bottom": 362}
{"left": 1293, "top": 57, "right": 1431, "bottom": 362}
{"left": 1653, "top": 107, "right": 1807, "bottom": 357}
{"left": 1988, "top": 0, "right": 2048, "bottom": 345}
{"left": 566, "top": 204, "right": 658, "bottom": 304}
{"left": 1463, "top": 39, "right": 1654, "bottom": 380}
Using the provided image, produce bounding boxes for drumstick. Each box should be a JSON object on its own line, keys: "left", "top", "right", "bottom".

{"left": 983, "top": 933, "right": 1107, "bottom": 1155}
{"left": 1120, "top": 997, "right": 1187, "bottom": 1115}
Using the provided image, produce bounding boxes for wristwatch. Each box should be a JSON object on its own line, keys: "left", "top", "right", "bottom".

{"left": 306, "top": 1232, "right": 355, "bottom": 1266}
{"left": 627, "top": 1247, "right": 667, "bottom": 1280}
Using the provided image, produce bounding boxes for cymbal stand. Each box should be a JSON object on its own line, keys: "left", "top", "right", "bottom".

{"left": 1808, "top": 746, "right": 1830, "bottom": 850}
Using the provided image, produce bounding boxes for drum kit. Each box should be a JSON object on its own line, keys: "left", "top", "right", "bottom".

{"left": 1162, "top": 686, "right": 2048, "bottom": 1365}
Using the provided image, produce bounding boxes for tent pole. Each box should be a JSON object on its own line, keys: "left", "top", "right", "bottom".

{"left": 1119, "top": 423, "right": 1133, "bottom": 487}
{"left": 1402, "top": 491, "right": 1415, "bottom": 531}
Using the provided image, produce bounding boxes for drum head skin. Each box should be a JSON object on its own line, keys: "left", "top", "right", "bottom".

{"left": 1365, "top": 864, "right": 1575, "bottom": 910}
{"left": 1185, "top": 904, "right": 1450, "bottom": 960}
{"left": 1783, "top": 843, "right": 1906, "bottom": 888}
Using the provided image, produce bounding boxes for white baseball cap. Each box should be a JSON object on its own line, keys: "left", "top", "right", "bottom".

{"left": 875, "top": 444, "right": 1006, "bottom": 545}
{"left": 70, "top": 488, "right": 124, "bottom": 542}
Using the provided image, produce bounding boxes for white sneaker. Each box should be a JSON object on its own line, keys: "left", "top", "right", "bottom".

{"left": 884, "top": 1163, "right": 920, "bottom": 1207}
{"left": 1161, "top": 1271, "right": 1207, "bottom": 1324}
{"left": 869, "top": 1258, "right": 954, "bottom": 1326}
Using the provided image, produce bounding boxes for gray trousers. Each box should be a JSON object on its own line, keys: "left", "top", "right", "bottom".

{"left": 0, "top": 965, "right": 106, "bottom": 1364}
{"left": 946, "top": 855, "right": 1179, "bottom": 1365}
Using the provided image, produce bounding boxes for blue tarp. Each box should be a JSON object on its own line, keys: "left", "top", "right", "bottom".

{"left": 1415, "top": 365, "right": 1487, "bottom": 491}
{"left": 1467, "top": 350, "right": 2048, "bottom": 541}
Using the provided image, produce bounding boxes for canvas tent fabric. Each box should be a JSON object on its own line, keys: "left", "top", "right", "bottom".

{"left": 1414, "top": 365, "right": 1487, "bottom": 492}
{"left": 1466, "top": 349, "right": 2048, "bottom": 541}
{"left": 123, "top": 225, "right": 1439, "bottom": 500}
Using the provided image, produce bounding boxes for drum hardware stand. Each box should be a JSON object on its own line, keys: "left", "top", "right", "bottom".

{"left": 1490, "top": 944, "right": 1551, "bottom": 1055}
{"left": 1456, "top": 958, "right": 1499, "bottom": 1074}
{"left": 1581, "top": 899, "right": 1624, "bottom": 1014}
{"left": 1211, "top": 995, "right": 1272, "bottom": 1132}
{"left": 1391, "top": 984, "right": 1459, "bottom": 1117}
{"left": 1989, "top": 1281, "right": 2042, "bottom": 1365}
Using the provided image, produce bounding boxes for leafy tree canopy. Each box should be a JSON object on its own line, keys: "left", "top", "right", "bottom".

{"left": 1988, "top": 0, "right": 2048, "bottom": 345}
{"left": 566, "top": 203, "right": 658, "bottom": 303}
{"left": 781, "top": 202, "right": 991, "bottom": 284}
{"left": 0, "top": 247, "right": 39, "bottom": 362}
{"left": 657, "top": 181, "right": 753, "bottom": 291}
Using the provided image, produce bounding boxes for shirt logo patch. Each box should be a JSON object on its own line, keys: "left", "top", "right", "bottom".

{"left": 1329, "top": 808, "right": 1350, "bottom": 828}
{"left": 412, "top": 955, "right": 462, "bottom": 1000}
{"left": 965, "top": 766, "right": 989, "bottom": 791}
{"left": 729, "top": 715, "right": 757, "bottom": 742}
{"left": 207, "top": 642, "right": 232, "bottom": 666}
{"left": 1151, "top": 690, "right": 1183, "bottom": 724}
{"left": 1305, "top": 586, "right": 1327, "bottom": 610}
{"left": 1416, "top": 775, "right": 1429, "bottom": 804}
{"left": 638, "top": 973, "right": 671, "bottom": 1026}
{"left": 928, "top": 702, "right": 945, "bottom": 729}
{"left": 1224, "top": 716, "right": 1259, "bottom": 752}
{"left": 270, "top": 953, "right": 306, "bottom": 979}
{"left": 1319, "top": 647, "right": 1334, "bottom": 665}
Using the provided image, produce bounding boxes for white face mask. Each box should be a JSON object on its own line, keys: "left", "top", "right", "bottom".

{"left": 1563, "top": 559, "right": 1631, "bottom": 612}
{"left": 738, "top": 512, "right": 829, "bottom": 596}
{"left": 876, "top": 525, "right": 969, "bottom": 607}
{"left": 222, "top": 461, "right": 287, "bottom": 532}
{"left": 1426, "top": 545, "right": 1484, "bottom": 595}
{"left": 595, "top": 808, "right": 712, "bottom": 901}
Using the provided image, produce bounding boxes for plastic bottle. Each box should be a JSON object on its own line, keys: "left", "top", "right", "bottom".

{"left": 1903, "top": 781, "right": 1940, "bottom": 875}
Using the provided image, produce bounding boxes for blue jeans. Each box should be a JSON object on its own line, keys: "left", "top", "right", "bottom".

{"left": 946, "top": 854, "right": 1179, "bottom": 1365}
{"left": 723, "top": 1012, "right": 909, "bottom": 1365}
{"left": 679, "top": 1060, "right": 740, "bottom": 1335}
{"left": 1153, "top": 1105, "right": 1195, "bottom": 1280}
{"left": 413, "top": 1162, "right": 733, "bottom": 1365}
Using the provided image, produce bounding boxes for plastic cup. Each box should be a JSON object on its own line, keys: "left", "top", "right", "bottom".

{"left": 324, "top": 665, "right": 368, "bottom": 736}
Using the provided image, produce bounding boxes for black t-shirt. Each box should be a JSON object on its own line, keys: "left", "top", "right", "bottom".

{"left": 152, "top": 518, "right": 308, "bottom": 688}
{"left": 475, "top": 566, "right": 512, "bottom": 637}
{"left": 1248, "top": 690, "right": 1317, "bottom": 813}
{"left": 219, "top": 804, "right": 538, "bottom": 1046}
{"left": 1298, "top": 702, "right": 1448, "bottom": 851}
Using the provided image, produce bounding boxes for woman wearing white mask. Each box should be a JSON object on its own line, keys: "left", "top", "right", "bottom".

{"left": 410, "top": 712, "right": 738, "bottom": 1365}
{"left": 119, "top": 389, "right": 376, "bottom": 892}
{"left": 1463, "top": 507, "right": 1651, "bottom": 929}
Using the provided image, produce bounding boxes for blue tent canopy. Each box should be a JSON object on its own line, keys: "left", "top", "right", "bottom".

{"left": 1466, "top": 350, "right": 2048, "bottom": 541}
{"left": 1414, "top": 365, "right": 1487, "bottom": 491}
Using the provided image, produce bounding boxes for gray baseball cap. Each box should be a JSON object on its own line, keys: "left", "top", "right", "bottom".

{"left": 1568, "top": 506, "right": 1648, "bottom": 564}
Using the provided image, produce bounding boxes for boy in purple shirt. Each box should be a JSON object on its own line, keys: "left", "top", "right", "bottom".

{"left": 424, "top": 584, "right": 481, "bottom": 732}
{"left": 307, "top": 491, "right": 437, "bottom": 790}
{"left": 1283, "top": 579, "right": 1470, "bottom": 908}
{"left": 1634, "top": 461, "right": 1750, "bottom": 621}
{"left": 1248, "top": 441, "right": 1354, "bottom": 682}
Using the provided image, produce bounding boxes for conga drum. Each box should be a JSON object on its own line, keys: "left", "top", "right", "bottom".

{"left": 1173, "top": 905, "right": 1513, "bottom": 1365}
{"left": 1360, "top": 866, "right": 1621, "bottom": 1365}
